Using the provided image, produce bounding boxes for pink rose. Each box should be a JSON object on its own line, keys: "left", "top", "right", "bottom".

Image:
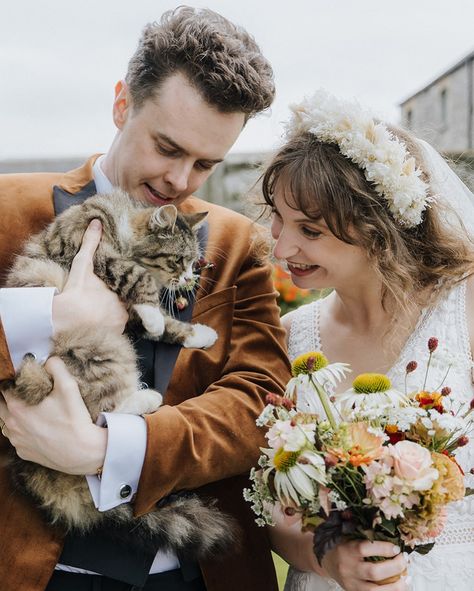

{"left": 389, "top": 441, "right": 438, "bottom": 491}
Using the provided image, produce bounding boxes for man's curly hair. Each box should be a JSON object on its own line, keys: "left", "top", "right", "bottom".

{"left": 126, "top": 6, "right": 275, "bottom": 118}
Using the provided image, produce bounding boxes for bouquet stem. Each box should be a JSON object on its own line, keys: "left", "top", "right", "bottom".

{"left": 312, "top": 378, "right": 337, "bottom": 430}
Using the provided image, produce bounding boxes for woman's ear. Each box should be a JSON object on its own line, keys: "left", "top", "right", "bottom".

{"left": 112, "top": 80, "right": 130, "bottom": 130}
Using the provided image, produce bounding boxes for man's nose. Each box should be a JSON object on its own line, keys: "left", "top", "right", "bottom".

{"left": 163, "top": 160, "right": 193, "bottom": 193}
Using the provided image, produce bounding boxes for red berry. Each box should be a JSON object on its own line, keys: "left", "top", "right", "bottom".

{"left": 441, "top": 387, "right": 451, "bottom": 396}
{"left": 265, "top": 393, "right": 282, "bottom": 406}
{"left": 457, "top": 435, "right": 469, "bottom": 447}
{"left": 406, "top": 361, "right": 418, "bottom": 373}
{"left": 281, "top": 398, "right": 295, "bottom": 410}
{"left": 428, "top": 337, "right": 439, "bottom": 353}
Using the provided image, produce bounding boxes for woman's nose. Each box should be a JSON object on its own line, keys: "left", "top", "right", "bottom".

{"left": 272, "top": 227, "right": 299, "bottom": 260}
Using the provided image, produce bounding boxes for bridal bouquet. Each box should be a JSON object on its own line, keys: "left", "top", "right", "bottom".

{"left": 244, "top": 337, "right": 473, "bottom": 572}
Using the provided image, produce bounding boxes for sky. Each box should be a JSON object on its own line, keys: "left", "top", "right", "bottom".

{"left": 1, "top": 0, "right": 473, "bottom": 160}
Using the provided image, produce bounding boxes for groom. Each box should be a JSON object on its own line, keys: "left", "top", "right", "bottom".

{"left": 0, "top": 7, "right": 290, "bottom": 591}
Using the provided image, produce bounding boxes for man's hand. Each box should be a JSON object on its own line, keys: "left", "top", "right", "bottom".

{"left": 52, "top": 219, "right": 128, "bottom": 335}
{"left": 0, "top": 357, "right": 107, "bottom": 474}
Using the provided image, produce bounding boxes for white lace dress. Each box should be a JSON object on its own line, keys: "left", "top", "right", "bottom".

{"left": 284, "top": 282, "right": 474, "bottom": 591}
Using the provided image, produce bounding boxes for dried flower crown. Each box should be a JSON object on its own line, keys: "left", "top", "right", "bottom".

{"left": 284, "top": 89, "right": 433, "bottom": 227}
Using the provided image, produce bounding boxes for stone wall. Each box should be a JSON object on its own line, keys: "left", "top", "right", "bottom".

{"left": 400, "top": 52, "right": 474, "bottom": 152}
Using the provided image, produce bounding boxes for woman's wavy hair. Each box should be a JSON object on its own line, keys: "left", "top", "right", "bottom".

{"left": 261, "top": 127, "right": 474, "bottom": 317}
{"left": 126, "top": 6, "right": 274, "bottom": 118}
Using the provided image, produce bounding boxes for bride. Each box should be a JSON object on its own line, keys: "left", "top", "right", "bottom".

{"left": 262, "top": 90, "right": 474, "bottom": 591}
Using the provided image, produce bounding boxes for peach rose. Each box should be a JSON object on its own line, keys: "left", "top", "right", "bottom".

{"left": 389, "top": 440, "right": 438, "bottom": 491}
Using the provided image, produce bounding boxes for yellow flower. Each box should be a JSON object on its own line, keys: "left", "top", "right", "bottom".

{"left": 273, "top": 449, "right": 299, "bottom": 472}
{"left": 353, "top": 373, "right": 392, "bottom": 394}
{"left": 429, "top": 452, "right": 465, "bottom": 504}
{"left": 337, "top": 373, "right": 408, "bottom": 415}
{"left": 291, "top": 352, "right": 328, "bottom": 377}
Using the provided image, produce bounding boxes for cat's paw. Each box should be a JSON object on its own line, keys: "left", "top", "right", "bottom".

{"left": 117, "top": 389, "right": 163, "bottom": 414}
{"left": 183, "top": 324, "right": 218, "bottom": 349}
{"left": 133, "top": 304, "right": 165, "bottom": 337}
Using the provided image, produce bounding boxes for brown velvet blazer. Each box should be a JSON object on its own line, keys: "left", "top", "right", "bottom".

{"left": 0, "top": 157, "right": 291, "bottom": 591}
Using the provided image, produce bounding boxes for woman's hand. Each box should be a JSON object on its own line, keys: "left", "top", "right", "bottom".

{"left": 321, "top": 539, "right": 409, "bottom": 591}
{"left": 0, "top": 357, "right": 107, "bottom": 475}
{"left": 52, "top": 219, "right": 128, "bottom": 335}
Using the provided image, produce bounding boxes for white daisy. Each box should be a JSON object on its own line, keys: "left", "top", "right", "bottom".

{"left": 337, "top": 373, "right": 408, "bottom": 417}
{"left": 262, "top": 447, "right": 327, "bottom": 506}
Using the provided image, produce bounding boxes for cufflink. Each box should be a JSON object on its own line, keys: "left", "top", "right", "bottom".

{"left": 119, "top": 484, "right": 132, "bottom": 499}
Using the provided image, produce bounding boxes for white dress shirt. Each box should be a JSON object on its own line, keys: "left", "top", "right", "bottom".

{"left": 0, "top": 155, "right": 179, "bottom": 574}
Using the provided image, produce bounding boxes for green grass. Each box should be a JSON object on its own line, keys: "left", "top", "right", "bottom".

{"left": 272, "top": 552, "right": 289, "bottom": 590}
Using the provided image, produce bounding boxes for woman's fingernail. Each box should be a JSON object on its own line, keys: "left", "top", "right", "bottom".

{"left": 89, "top": 219, "right": 101, "bottom": 230}
{"left": 392, "top": 545, "right": 401, "bottom": 555}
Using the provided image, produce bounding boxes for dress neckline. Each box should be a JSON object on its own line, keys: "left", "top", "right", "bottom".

{"left": 312, "top": 296, "right": 434, "bottom": 379}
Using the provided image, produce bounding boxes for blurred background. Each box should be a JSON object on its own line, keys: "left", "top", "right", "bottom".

{"left": 2, "top": 0, "right": 474, "bottom": 315}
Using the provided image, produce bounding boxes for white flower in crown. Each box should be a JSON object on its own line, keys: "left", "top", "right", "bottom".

{"left": 284, "top": 90, "right": 433, "bottom": 227}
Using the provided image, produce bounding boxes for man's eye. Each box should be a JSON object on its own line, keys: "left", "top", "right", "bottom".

{"left": 157, "top": 144, "right": 177, "bottom": 157}
{"left": 195, "top": 161, "right": 214, "bottom": 171}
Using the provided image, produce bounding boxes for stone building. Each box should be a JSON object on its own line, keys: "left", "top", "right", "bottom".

{"left": 400, "top": 49, "right": 474, "bottom": 153}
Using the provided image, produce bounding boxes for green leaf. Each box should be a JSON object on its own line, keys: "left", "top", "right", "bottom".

{"left": 413, "top": 542, "right": 435, "bottom": 556}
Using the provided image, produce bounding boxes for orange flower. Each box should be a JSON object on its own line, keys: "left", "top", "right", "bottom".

{"left": 347, "top": 422, "right": 385, "bottom": 466}
{"left": 415, "top": 390, "right": 444, "bottom": 412}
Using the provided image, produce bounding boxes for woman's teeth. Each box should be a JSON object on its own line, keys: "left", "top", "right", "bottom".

{"left": 288, "top": 263, "right": 314, "bottom": 270}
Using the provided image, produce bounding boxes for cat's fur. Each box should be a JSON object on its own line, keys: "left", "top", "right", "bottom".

{"left": 3, "top": 189, "right": 238, "bottom": 559}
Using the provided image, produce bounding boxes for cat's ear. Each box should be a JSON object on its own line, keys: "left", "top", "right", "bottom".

{"left": 185, "top": 211, "right": 208, "bottom": 229}
{"left": 150, "top": 204, "right": 178, "bottom": 232}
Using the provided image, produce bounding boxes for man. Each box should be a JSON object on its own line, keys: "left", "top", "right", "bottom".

{"left": 0, "top": 7, "right": 290, "bottom": 591}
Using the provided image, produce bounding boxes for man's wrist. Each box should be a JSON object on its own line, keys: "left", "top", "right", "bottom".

{"left": 77, "top": 424, "right": 108, "bottom": 475}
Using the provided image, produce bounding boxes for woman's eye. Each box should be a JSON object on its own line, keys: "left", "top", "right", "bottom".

{"left": 301, "top": 226, "right": 321, "bottom": 239}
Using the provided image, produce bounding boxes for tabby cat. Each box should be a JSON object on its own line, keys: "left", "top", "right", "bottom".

{"left": 3, "top": 189, "right": 237, "bottom": 558}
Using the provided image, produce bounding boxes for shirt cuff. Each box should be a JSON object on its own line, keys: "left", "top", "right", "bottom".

{"left": 0, "top": 287, "right": 56, "bottom": 370}
{"left": 86, "top": 413, "right": 147, "bottom": 511}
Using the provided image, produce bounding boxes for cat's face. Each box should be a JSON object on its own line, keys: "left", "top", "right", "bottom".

{"left": 132, "top": 205, "right": 207, "bottom": 290}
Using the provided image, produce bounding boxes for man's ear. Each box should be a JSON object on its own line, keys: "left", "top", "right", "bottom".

{"left": 112, "top": 80, "right": 130, "bottom": 130}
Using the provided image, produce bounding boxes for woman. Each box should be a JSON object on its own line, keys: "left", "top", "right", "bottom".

{"left": 262, "top": 90, "right": 474, "bottom": 591}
